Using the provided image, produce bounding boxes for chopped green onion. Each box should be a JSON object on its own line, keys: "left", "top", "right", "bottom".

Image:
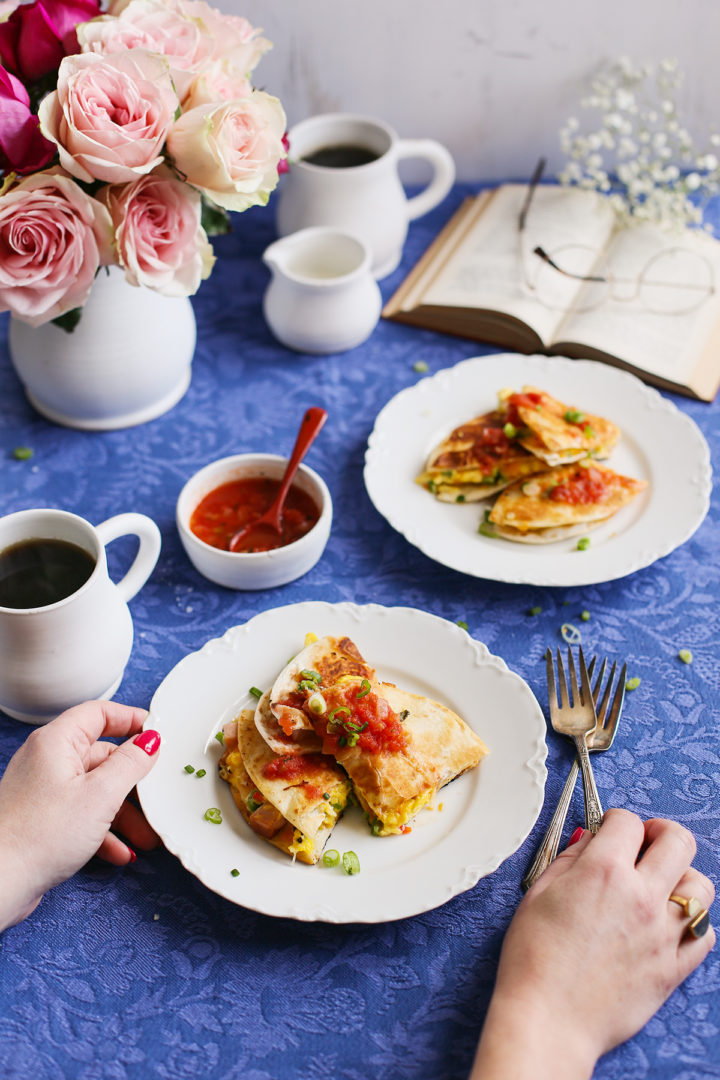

{"left": 427, "top": 479, "right": 437, "bottom": 494}
{"left": 297, "top": 679, "right": 318, "bottom": 693}
{"left": 195, "top": 768, "right": 207, "bottom": 778}
{"left": 214, "top": 731, "right": 224, "bottom": 744}
{"left": 356, "top": 678, "right": 372, "bottom": 699}
{"left": 577, "top": 537, "right": 591, "bottom": 551}
{"left": 331, "top": 802, "right": 343, "bottom": 811}
{"left": 342, "top": 851, "right": 360, "bottom": 875}
{"left": 323, "top": 792, "right": 330, "bottom": 801}
{"left": 204, "top": 807, "right": 222, "bottom": 824}
{"left": 12, "top": 446, "right": 33, "bottom": 460}
{"left": 455, "top": 494, "right": 466, "bottom": 503}
{"left": 322, "top": 849, "right": 340, "bottom": 868}
{"left": 678, "top": 649, "right": 693, "bottom": 664}
{"left": 249, "top": 686, "right": 263, "bottom": 699}
{"left": 564, "top": 410, "right": 585, "bottom": 424}
{"left": 328, "top": 706, "right": 351, "bottom": 724}
{"left": 626, "top": 677, "right": 641, "bottom": 691}
{"left": 246, "top": 791, "right": 263, "bottom": 812}
{"left": 346, "top": 733, "right": 359, "bottom": 747}
{"left": 528, "top": 606, "right": 542, "bottom": 616}
{"left": 413, "top": 360, "right": 429, "bottom": 373}
{"left": 299, "top": 669, "right": 321, "bottom": 682}
{"left": 307, "top": 691, "right": 327, "bottom": 715}
{"left": 399, "top": 709, "right": 409, "bottom": 721}
{"left": 503, "top": 422, "right": 518, "bottom": 438}
{"left": 184, "top": 764, "right": 195, "bottom": 774}
{"left": 338, "top": 735, "right": 347, "bottom": 747}
{"left": 584, "top": 425, "right": 595, "bottom": 439}
{"left": 457, "top": 620, "right": 469, "bottom": 632}
{"left": 560, "top": 623, "right": 582, "bottom": 645}
{"left": 231, "top": 868, "right": 240, "bottom": 877}
{"left": 478, "top": 517, "right": 498, "bottom": 538}
{"left": 580, "top": 610, "right": 591, "bottom": 622}
{"left": 371, "top": 819, "right": 383, "bottom": 836}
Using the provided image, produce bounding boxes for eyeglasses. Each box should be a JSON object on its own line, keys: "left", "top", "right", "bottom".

{"left": 518, "top": 158, "right": 716, "bottom": 316}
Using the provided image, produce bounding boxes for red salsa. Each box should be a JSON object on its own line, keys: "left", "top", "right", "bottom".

{"left": 261, "top": 752, "right": 330, "bottom": 800}
{"left": 435, "top": 411, "right": 513, "bottom": 472}
{"left": 549, "top": 466, "right": 613, "bottom": 505}
{"left": 312, "top": 682, "right": 408, "bottom": 756}
{"left": 190, "top": 477, "right": 320, "bottom": 552}
{"left": 505, "top": 391, "right": 543, "bottom": 428}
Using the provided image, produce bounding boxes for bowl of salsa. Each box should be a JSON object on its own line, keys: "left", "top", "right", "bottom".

{"left": 176, "top": 453, "right": 332, "bottom": 590}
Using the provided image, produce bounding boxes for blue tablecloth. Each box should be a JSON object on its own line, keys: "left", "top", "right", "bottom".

{"left": 1, "top": 185, "right": 719, "bottom": 1080}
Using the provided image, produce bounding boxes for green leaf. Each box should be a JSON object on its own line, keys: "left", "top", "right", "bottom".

{"left": 51, "top": 308, "right": 83, "bottom": 333}
{"left": 201, "top": 198, "right": 231, "bottom": 236}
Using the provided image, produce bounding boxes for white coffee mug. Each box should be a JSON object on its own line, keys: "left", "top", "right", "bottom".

{"left": 0, "top": 509, "right": 161, "bottom": 724}
{"left": 276, "top": 113, "right": 456, "bottom": 279}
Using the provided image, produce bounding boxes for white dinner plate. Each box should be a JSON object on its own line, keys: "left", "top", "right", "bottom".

{"left": 138, "top": 601, "right": 547, "bottom": 923}
{"left": 364, "top": 354, "right": 712, "bottom": 586}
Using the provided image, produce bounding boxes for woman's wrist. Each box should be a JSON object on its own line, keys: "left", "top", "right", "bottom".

{"left": 470, "top": 984, "right": 599, "bottom": 1080}
{"left": 0, "top": 827, "right": 43, "bottom": 931}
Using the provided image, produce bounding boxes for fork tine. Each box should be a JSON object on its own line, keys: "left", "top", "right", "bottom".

{"left": 595, "top": 660, "right": 616, "bottom": 728}
{"left": 556, "top": 648, "right": 570, "bottom": 708}
{"left": 566, "top": 646, "right": 580, "bottom": 705}
{"left": 545, "top": 648, "right": 557, "bottom": 710}
{"left": 578, "top": 647, "right": 596, "bottom": 720}
{"left": 591, "top": 657, "right": 608, "bottom": 715}
{"left": 605, "top": 662, "right": 627, "bottom": 736}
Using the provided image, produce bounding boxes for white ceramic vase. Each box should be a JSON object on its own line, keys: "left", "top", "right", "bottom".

{"left": 7, "top": 266, "right": 196, "bottom": 430}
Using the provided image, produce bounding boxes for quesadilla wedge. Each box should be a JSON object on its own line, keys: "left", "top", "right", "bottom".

{"left": 219, "top": 710, "right": 351, "bottom": 864}
{"left": 417, "top": 409, "right": 547, "bottom": 502}
{"left": 487, "top": 460, "right": 647, "bottom": 543}
{"left": 499, "top": 387, "right": 619, "bottom": 466}
{"left": 260, "top": 635, "right": 487, "bottom": 835}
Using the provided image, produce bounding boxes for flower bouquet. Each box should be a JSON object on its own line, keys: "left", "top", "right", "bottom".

{"left": 0, "top": 0, "right": 287, "bottom": 329}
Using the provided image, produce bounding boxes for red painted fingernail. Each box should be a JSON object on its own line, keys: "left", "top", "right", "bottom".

{"left": 567, "top": 826, "right": 584, "bottom": 848}
{"left": 127, "top": 847, "right": 137, "bottom": 863}
{"left": 133, "top": 729, "right": 161, "bottom": 755}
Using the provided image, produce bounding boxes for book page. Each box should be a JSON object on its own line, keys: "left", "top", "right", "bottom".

{"left": 555, "top": 223, "right": 720, "bottom": 389}
{"left": 419, "top": 184, "right": 617, "bottom": 344}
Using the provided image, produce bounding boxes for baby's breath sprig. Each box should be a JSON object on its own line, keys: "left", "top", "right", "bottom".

{"left": 558, "top": 57, "right": 720, "bottom": 233}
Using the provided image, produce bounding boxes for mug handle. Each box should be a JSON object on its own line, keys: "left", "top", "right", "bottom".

{"left": 395, "top": 139, "right": 456, "bottom": 221}
{"left": 95, "top": 513, "right": 162, "bottom": 603}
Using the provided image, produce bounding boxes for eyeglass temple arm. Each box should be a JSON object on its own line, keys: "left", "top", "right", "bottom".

{"left": 518, "top": 157, "right": 547, "bottom": 232}
{"left": 533, "top": 245, "right": 608, "bottom": 284}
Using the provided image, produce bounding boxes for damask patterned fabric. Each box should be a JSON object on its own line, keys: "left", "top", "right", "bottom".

{"left": 1, "top": 185, "right": 718, "bottom": 1079}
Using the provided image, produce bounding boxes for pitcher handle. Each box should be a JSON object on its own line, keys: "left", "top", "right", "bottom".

{"left": 396, "top": 138, "right": 456, "bottom": 222}
{"left": 96, "top": 513, "right": 161, "bottom": 603}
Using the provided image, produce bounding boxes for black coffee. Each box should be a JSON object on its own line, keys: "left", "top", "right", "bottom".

{"left": 302, "top": 143, "right": 379, "bottom": 168}
{"left": 0, "top": 538, "right": 95, "bottom": 609}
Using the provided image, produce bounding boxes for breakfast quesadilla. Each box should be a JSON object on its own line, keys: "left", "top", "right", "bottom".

{"left": 219, "top": 709, "right": 351, "bottom": 863}
{"left": 487, "top": 460, "right": 647, "bottom": 543}
{"left": 260, "top": 635, "right": 487, "bottom": 835}
{"left": 499, "top": 387, "right": 619, "bottom": 466}
{"left": 417, "top": 409, "right": 547, "bottom": 501}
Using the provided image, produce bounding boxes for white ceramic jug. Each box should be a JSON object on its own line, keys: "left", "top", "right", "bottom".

{"left": 276, "top": 113, "right": 456, "bottom": 278}
{"left": 262, "top": 227, "right": 382, "bottom": 354}
{"left": 0, "top": 509, "right": 161, "bottom": 724}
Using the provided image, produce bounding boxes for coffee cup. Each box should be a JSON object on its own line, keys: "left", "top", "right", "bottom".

{"left": 275, "top": 113, "right": 456, "bottom": 279}
{"left": 0, "top": 509, "right": 161, "bottom": 724}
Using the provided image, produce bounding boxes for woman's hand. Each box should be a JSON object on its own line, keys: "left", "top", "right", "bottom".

{"left": 472, "top": 808, "right": 715, "bottom": 1080}
{"left": 0, "top": 700, "right": 161, "bottom": 931}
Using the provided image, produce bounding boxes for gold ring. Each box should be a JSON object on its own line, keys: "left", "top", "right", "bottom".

{"left": 669, "top": 894, "right": 711, "bottom": 939}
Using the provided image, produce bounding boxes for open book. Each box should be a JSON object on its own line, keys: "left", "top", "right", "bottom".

{"left": 383, "top": 183, "right": 720, "bottom": 401}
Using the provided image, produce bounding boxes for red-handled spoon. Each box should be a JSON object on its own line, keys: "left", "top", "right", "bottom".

{"left": 228, "top": 406, "right": 328, "bottom": 553}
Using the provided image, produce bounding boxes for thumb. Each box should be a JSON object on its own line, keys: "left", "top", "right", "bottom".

{"left": 87, "top": 729, "right": 161, "bottom": 810}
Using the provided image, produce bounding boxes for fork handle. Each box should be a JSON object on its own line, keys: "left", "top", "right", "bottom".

{"left": 521, "top": 758, "right": 580, "bottom": 892}
{"left": 574, "top": 734, "right": 603, "bottom": 833}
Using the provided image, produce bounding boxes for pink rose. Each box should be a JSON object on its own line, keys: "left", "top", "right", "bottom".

{"left": 183, "top": 59, "right": 252, "bottom": 110}
{"left": 77, "top": 0, "right": 214, "bottom": 101}
{"left": 0, "top": 0, "right": 101, "bottom": 82}
{"left": 0, "top": 169, "right": 113, "bottom": 325}
{"left": 38, "top": 49, "right": 178, "bottom": 183}
{"left": 0, "top": 64, "right": 56, "bottom": 173}
{"left": 178, "top": 1, "right": 271, "bottom": 74}
{"left": 166, "top": 90, "right": 287, "bottom": 212}
{"left": 101, "top": 167, "right": 215, "bottom": 296}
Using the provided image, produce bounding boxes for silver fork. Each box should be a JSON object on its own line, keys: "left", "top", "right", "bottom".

{"left": 521, "top": 656, "right": 626, "bottom": 891}
{"left": 545, "top": 646, "right": 604, "bottom": 835}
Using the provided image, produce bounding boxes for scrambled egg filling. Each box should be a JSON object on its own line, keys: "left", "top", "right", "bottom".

{"left": 373, "top": 789, "right": 436, "bottom": 836}
{"left": 288, "top": 830, "right": 314, "bottom": 857}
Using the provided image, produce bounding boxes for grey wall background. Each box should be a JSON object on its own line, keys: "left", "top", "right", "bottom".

{"left": 228, "top": 0, "right": 720, "bottom": 181}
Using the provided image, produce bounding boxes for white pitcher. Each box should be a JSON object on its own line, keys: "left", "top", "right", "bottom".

{"left": 262, "top": 227, "right": 382, "bottom": 354}
{"left": 276, "top": 113, "right": 456, "bottom": 279}
{"left": 0, "top": 509, "right": 161, "bottom": 724}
